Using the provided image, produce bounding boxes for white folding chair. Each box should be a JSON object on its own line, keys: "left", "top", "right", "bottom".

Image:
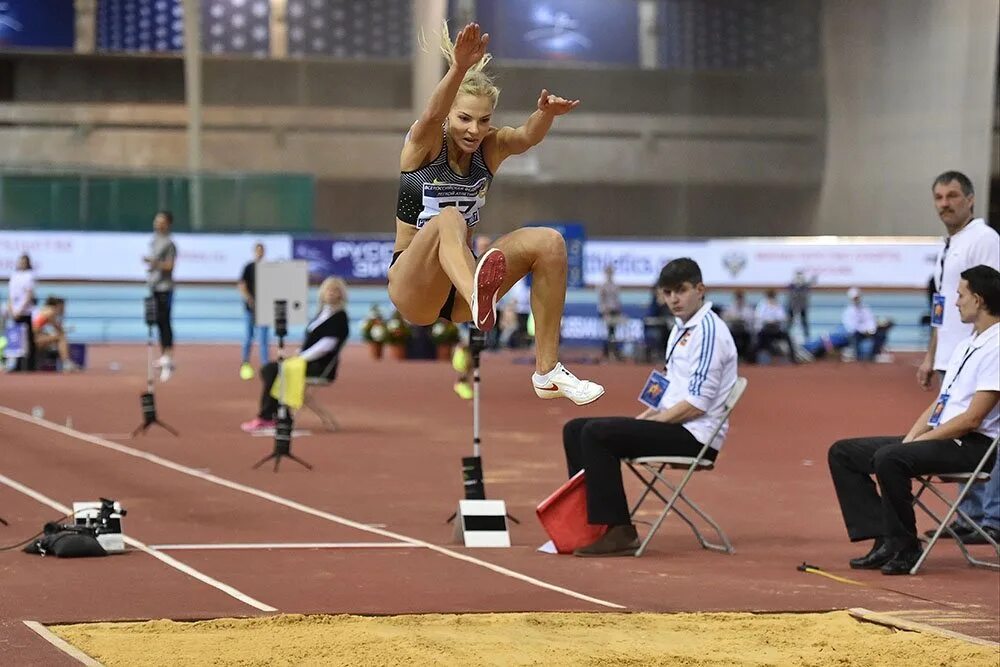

{"left": 626, "top": 376, "right": 748, "bottom": 557}
{"left": 302, "top": 357, "right": 340, "bottom": 431}
{"left": 910, "top": 434, "right": 999, "bottom": 574}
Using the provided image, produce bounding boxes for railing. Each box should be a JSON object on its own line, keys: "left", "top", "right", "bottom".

{"left": 0, "top": 167, "right": 314, "bottom": 233}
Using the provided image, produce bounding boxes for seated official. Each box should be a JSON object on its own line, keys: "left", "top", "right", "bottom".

{"left": 32, "top": 297, "right": 79, "bottom": 372}
{"left": 754, "top": 289, "right": 796, "bottom": 363}
{"left": 841, "top": 288, "right": 889, "bottom": 361}
{"left": 563, "top": 258, "right": 739, "bottom": 557}
{"left": 722, "top": 289, "right": 756, "bottom": 363}
{"left": 827, "top": 265, "right": 1000, "bottom": 575}
{"left": 241, "top": 277, "right": 349, "bottom": 433}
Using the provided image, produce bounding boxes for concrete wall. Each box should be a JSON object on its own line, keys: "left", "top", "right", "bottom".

{"left": 816, "top": 0, "right": 1000, "bottom": 236}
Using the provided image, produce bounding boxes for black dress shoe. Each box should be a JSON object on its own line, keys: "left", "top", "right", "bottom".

{"left": 923, "top": 523, "right": 974, "bottom": 540}
{"left": 849, "top": 541, "right": 894, "bottom": 569}
{"left": 573, "top": 524, "right": 640, "bottom": 557}
{"left": 962, "top": 525, "right": 1000, "bottom": 545}
{"left": 881, "top": 545, "right": 923, "bottom": 575}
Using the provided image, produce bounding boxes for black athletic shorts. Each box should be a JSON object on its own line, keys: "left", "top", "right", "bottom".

{"left": 389, "top": 250, "right": 457, "bottom": 321}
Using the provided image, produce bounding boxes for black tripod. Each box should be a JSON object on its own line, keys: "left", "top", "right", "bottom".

{"left": 254, "top": 300, "right": 312, "bottom": 472}
{"left": 446, "top": 328, "right": 519, "bottom": 525}
{"left": 133, "top": 296, "right": 178, "bottom": 437}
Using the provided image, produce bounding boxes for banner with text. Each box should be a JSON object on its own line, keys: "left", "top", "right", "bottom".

{"left": 584, "top": 238, "right": 941, "bottom": 288}
{"left": 0, "top": 232, "right": 292, "bottom": 282}
{"left": 292, "top": 237, "right": 395, "bottom": 283}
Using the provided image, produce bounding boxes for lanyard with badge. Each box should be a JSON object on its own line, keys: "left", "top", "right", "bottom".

{"left": 638, "top": 327, "right": 688, "bottom": 408}
{"left": 927, "top": 344, "right": 977, "bottom": 426}
{"left": 930, "top": 237, "right": 950, "bottom": 327}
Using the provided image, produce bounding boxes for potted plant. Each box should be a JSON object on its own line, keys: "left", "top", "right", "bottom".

{"left": 430, "top": 319, "right": 460, "bottom": 361}
{"left": 384, "top": 310, "right": 411, "bottom": 360}
{"left": 361, "top": 305, "right": 387, "bottom": 360}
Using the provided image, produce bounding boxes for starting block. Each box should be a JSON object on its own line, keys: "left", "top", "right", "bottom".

{"left": 455, "top": 499, "right": 511, "bottom": 548}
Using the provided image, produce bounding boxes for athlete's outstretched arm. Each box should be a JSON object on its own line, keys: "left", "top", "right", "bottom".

{"left": 496, "top": 89, "right": 580, "bottom": 162}
{"left": 408, "top": 23, "right": 490, "bottom": 149}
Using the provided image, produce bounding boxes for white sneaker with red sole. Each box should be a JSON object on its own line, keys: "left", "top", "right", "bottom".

{"left": 532, "top": 363, "right": 605, "bottom": 406}
{"left": 469, "top": 248, "right": 506, "bottom": 332}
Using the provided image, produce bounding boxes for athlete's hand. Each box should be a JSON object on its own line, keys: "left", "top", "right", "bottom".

{"left": 452, "top": 23, "right": 489, "bottom": 71}
{"left": 537, "top": 89, "right": 580, "bottom": 116}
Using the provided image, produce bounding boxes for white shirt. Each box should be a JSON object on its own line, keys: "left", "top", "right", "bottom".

{"left": 842, "top": 303, "right": 876, "bottom": 335}
{"left": 7, "top": 269, "right": 35, "bottom": 318}
{"left": 936, "top": 322, "right": 1000, "bottom": 439}
{"left": 754, "top": 299, "right": 786, "bottom": 332}
{"left": 933, "top": 218, "right": 1000, "bottom": 370}
{"left": 659, "top": 302, "right": 739, "bottom": 449}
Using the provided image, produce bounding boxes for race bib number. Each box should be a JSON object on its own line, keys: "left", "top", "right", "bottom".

{"left": 418, "top": 178, "right": 487, "bottom": 228}
{"left": 638, "top": 370, "right": 670, "bottom": 409}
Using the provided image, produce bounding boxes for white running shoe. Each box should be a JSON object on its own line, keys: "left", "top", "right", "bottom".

{"left": 532, "top": 363, "right": 605, "bottom": 406}
{"left": 469, "top": 248, "right": 506, "bottom": 332}
{"left": 159, "top": 362, "right": 173, "bottom": 383}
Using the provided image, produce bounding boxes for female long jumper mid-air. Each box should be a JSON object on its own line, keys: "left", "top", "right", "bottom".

{"left": 387, "top": 22, "right": 603, "bottom": 406}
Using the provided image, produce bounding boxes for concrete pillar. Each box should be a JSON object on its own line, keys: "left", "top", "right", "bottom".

{"left": 638, "top": 0, "right": 658, "bottom": 70}
{"left": 270, "top": 0, "right": 287, "bottom": 58}
{"left": 412, "top": 0, "right": 448, "bottom": 120}
{"left": 75, "top": 0, "right": 97, "bottom": 54}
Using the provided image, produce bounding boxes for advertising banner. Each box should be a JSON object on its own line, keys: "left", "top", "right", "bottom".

{"left": 0, "top": 232, "right": 291, "bottom": 282}
{"left": 584, "top": 238, "right": 941, "bottom": 288}
{"left": 292, "top": 237, "right": 395, "bottom": 283}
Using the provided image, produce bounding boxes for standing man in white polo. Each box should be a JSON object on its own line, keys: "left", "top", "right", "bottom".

{"left": 917, "top": 171, "right": 1000, "bottom": 544}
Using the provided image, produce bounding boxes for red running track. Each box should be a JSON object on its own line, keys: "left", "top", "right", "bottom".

{"left": 0, "top": 344, "right": 996, "bottom": 663}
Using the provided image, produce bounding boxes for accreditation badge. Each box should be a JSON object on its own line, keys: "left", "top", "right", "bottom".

{"left": 927, "top": 393, "right": 950, "bottom": 426}
{"left": 930, "top": 293, "right": 946, "bottom": 327}
{"left": 638, "top": 370, "right": 670, "bottom": 409}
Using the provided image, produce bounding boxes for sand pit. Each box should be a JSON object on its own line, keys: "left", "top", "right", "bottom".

{"left": 51, "top": 610, "right": 998, "bottom": 666}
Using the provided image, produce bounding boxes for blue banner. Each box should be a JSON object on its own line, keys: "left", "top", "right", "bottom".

{"left": 0, "top": 0, "right": 74, "bottom": 49}
{"left": 559, "top": 302, "right": 647, "bottom": 348}
{"left": 528, "top": 221, "right": 585, "bottom": 288}
{"left": 293, "top": 237, "right": 395, "bottom": 283}
{"left": 475, "top": 0, "right": 638, "bottom": 65}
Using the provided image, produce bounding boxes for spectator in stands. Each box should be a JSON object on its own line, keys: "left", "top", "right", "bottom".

{"left": 238, "top": 242, "right": 269, "bottom": 380}
{"left": 143, "top": 211, "right": 177, "bottom": 383}
{"left": 597, "top": 265, "right": 623, "bottom": 361}
{"left": 787, "top": 270, "right": 816, "bottom": 340}
{"left": 5, "top": 253, "right": 36, "bottom": 371}
{"left": 642, "top": 283, "right": 673, "bottom": 362}
{"left": 754, "top": 289, "right": 796, "bottom": 363}
{"left": 828, "top": 265, "right": 1000, "bottom": 574}
{"left": 841, "top": 288, "right": 890, "bottom": 362}
{"left": 241, "top": 277, "right": 350, "bottom": 433}
{"left": 32, "top": 297, "right": 79, "bottom": 372}
{"left": 722, "top": 289, "right": 755, "bottom": 363}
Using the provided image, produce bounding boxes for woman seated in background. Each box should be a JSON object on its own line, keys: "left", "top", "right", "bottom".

{"left": 32, "top": 297, "right": 79, "bottom": 372}
{"left": 241, "top": 277, "right": 350, "bottom": 433}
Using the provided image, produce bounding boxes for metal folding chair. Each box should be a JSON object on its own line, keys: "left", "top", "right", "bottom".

{"left": 625, "top": 376, "right": 749, "bottom": 557}
{"left": 910, "top": 434, "right": 999, "bottom": 574}
{"left": 302, "top": 357, "right": 340, "bottom": 431}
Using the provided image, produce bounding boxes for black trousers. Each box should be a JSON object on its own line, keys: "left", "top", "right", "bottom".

{"left": 788, "top": 307, "right": 809, "bottom": 339}
{"left": 827, "top": 433, "right": 994, "bottom": 551}
{"left": 13, "top": 314, "right": 36, "bottom": 371}
{"left": 258, "top": 361, "right": 280, "bottom": 420}
{"left": 152, "top": 290, "right": 173, "bottom": 350}
{"left": 563, "top": 417, "right": 715, "bottom": 525}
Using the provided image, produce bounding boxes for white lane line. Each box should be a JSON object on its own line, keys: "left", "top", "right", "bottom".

{"left": 0, "top": 407, "right": 624, "bottom": 610}
{"left": 22, "top": 621, "right": 103, "bottom": 667}
{"left": 0, "top": 473, "right": 277, "bottom": 613}
{"left": 150, "top": 542, "right": 418, "bottom": 551}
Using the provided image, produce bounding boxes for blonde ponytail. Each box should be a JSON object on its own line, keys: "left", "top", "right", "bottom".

{"left": 438, "top": 21, "right": 501, "bottom": 108}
